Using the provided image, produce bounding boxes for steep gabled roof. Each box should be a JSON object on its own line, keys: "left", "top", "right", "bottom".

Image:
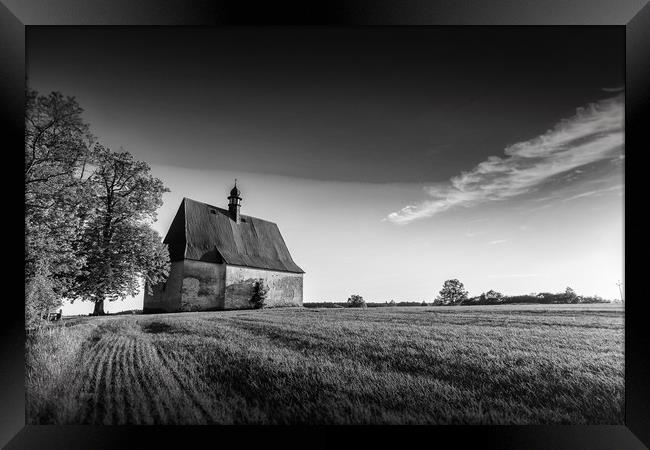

{"left": 163, "top": 198, "right": 304, "bottom": 274}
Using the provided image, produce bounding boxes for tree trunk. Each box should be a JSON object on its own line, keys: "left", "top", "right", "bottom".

{"left": 93, "top": 299, "right": 105, "bottom": 316}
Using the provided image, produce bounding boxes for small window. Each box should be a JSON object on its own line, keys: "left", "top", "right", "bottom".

{"left": 209, "top": 208, "right": 217, "bottom": 215}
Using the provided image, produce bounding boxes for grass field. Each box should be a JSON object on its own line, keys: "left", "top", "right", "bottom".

{"left": 26, "top": 304, "right": 624, "bottom": 425}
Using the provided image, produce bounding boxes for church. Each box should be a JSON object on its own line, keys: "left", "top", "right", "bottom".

{"left": 144, "top": 182, "right": 304, "bottom": 312}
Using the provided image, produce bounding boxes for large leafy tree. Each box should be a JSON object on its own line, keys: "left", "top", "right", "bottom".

{"left": 436, "top": 279, "right": 469, "bottom": 305}
{"left": 25, "top": 89, "right": 95, "bottom": 311}
{"left": 73, "top": 146, "right": 170, "bottom": 315}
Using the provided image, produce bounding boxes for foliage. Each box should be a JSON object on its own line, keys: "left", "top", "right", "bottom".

{"left": 25, "top": 88, "right": 170, "bottom": 319}
{"left": 463, "top": 290, "right": 611, "bottom": 306}
{"left": 436, "top": 279, "right": 468, "bottom": 305}
{"left": 381, "top": 301, "right": 426, "bottom": 307}
{"left": 564, "top": 287, "right": 579, "bottom": 304}
{"left": 474, "top": 289, "right": 505, "bottom": 305}
{"left": 305, "top": 301, "right": 430, "bottom": 308}
{"left": 485, "top": 289, "right": 504, "bottom": 302}
{"left": 250, "top": 279, "right": 269, "bottom": 309}
{"left": 25, "top": 89, "right": 95, "bottom": 297}
{"left": 71, "top": 146, "right": 170, "bottom": 315}
{"left": 347, "top": 294, "right": 367, "bottom": 308}
{"left": 25, "top": 265, "right": 61, "bottom": 331}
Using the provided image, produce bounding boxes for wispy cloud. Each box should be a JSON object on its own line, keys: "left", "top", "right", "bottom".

{"left": 386, "top": 95, "right": 624, "bottom": 224}
{"left": 601, "top": 85, "right": 625, "bottom": 93}
{"left": 488, "top": 239, "right": 508, "bottom": 245}
{"left": 562, "top": 184, "right": 623, "bottom": 202}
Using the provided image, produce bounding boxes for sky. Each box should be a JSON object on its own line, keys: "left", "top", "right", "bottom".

{"left": 26, "top": 27, "right": 624, "bottom": 314}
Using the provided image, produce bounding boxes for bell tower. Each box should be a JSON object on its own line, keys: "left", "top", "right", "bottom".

{"left": 227, "top": 179, "right": 242, "bottom": 223}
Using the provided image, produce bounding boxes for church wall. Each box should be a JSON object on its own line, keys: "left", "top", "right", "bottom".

{"left": 224, "top": 265, "right": 303, "bottom": 309}
{"left": 144, "top": 260, "right": 226, "bottom": 313}
{"left": 143, "top": 261, "right": 184, "bottom": 313}
{"left": 179, "top": 260, "right": 226, "bottom": 311}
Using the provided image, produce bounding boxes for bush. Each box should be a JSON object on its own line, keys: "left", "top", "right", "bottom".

{"left": 347, "top": 294, "right": 367, "bottom": 308}
{"left": 250, "top": 279, "right": 269, "bottom": 309}
{"left": 26, "top": 268, "right": 61, "bottom": 331}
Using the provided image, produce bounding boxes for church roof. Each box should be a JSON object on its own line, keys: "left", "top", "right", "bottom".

{"left": 163, "top": 197, "right": 304, "bottom": 274}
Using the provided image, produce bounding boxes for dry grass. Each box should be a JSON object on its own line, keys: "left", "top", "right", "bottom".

{"left": 26, "top": 304, "right": 624, "bottom": 424}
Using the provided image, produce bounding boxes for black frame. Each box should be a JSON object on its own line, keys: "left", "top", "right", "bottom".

{"left": 1, "top": 1, "right": 648, "bottom": 448}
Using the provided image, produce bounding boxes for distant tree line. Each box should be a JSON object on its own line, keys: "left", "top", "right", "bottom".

{"left": 433, "top": 281, "right": 612, "bottom": 306}
{"left": 461, "top": 290, "right": 611, "bottom": 306}
{"left": 25, "top": 88, "right": 170, "bottom": 327}
{"left": 305, "top": 298, "right": 429, "bottom": 308}
{"left": 304, "top": 282, "right": 613, "bottom": 309}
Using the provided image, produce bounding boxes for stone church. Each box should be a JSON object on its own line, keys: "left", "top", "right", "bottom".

{"left": 144, "top": 183, "right": 304, "bottom": 312}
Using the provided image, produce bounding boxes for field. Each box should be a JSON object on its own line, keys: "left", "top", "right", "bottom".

{"left": 26, "top": 304, "right": 624, "bottom": 425}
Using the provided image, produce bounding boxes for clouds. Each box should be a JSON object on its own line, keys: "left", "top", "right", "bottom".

{"left": 562, "top": 184, "right": 623, "bottom": 202}
{"left": 601, "top": 86, "right": 625, "bottom": 93}
{"left": 386, "top": 94, "right": 624, "bottom": 224}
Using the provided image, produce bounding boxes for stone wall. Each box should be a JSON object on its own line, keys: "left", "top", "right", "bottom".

{"left": 143, "top": 261, "right": 184, "bottom": 313}
{"left": 145, "top": 261, "right": 302, "bottom": 312}
{"left": 144, "top": 260, "right": 226, "bottom": 313}
{"left": 224, "top": 265, "right": 303, "bottom": 309}
{"left": 179, "top": 260, "right": 226, "bottom": 311}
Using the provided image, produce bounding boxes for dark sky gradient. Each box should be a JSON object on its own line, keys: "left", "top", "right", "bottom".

{"left": 26, "top": 27, "right": 625, "bottom": 311}
{"left": 27, "top": 26, "right": 624, "bottom": 182}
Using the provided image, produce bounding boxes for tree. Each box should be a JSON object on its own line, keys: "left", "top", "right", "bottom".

{"left": 564, "top": 286, "right": 579, "bottom": 304}
{"left": 72, "top": 146, "right": 170, "bottom": 315}
{"left": 436, "top": 279, "right": 468, "bottom": 305}
{"left": 388, "top": 299, "right": 396, "bottom": 306}
{"left": 421, "top": 300, "right": 427, "bottom": 306}
{"left": 25, "top": 89, "right": 95, "bottom": 298}
{"left": 347, "top": 294, "right": 366, "bottom": 308}
{"left": 250, "top": 279, "right": 269, "bottom": 309}
{"left": 484, "top": 289, "right": 504, "bottom": 304}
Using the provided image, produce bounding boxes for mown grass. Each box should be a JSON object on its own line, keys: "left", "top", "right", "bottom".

{"left": 26, "top": 304, "right": 624, "bottom": 424}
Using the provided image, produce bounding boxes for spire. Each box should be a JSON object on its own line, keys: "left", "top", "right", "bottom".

{"left": 227, "top": 179, "right": 242, "bottom": 223}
